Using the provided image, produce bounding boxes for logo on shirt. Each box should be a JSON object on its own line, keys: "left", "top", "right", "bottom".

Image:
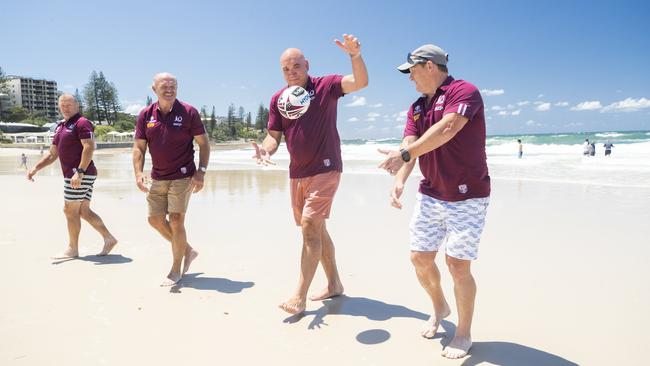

{"left": 147, "top": 116, "right": 157, "bottom": 128}
{"left": 413, "top": 113, "right": 421, "bottom": 121}
{"left": 323, "top": 159, "right": 331, "bottom": 167}
{"left": 458, "top": 184, "right": 468, "bottom": 194}
{"left": 309, "top": 89, "right": 315, "bottom": 100}
{"left": 436, "top": 95, "right": 446, "bottom": 105}
{"left": 180, "top": 167, "right": 187, "bottom": 174}
{"left": 434, "top": 106, "right": 443, "bottom": 111}
{"left": 173, "top": 115, "right": 183, "bottom": 127}
{"left": 414, "top": 105, "right": 422, "bottom": 113}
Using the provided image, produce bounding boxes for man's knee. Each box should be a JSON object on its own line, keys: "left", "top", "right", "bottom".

{"left": 301, "top": 219, "right": 323, "bottom": 245}
{"left": 446, "top": 256, "right": 472, "bottom": 280}
{"left": 63, "top": 203, "right": 80, "bottom": 218}
{"left": 148, "top": 215, "right": 165, "bottom": 229}
{"left": 79, "top": 205, "right": 92, "bottom": 220}
{"left": 410, "top": 251, "right": 436, "bottom": 270}
{"left": 168, "top": 213, "right": 185, "bottom": 231}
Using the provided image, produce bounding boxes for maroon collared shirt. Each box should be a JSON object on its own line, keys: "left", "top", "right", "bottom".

{"left": 135, "top": 100, "right": 206, "bottom": 180}
{"left": 52, "top": 113, "right": 97, "bottom": 178}
{"left": 403, "top": 76, "right": 490, "bottom": 201}
{"left": 268, "top": 75, "right": 345, "bottom": 179}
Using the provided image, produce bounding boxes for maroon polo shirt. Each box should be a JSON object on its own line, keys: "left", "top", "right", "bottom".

{"left": 268, "top": 75, "right": 345, "bottom": 179}
{"left": 403, "top": 76, "right": 490, "bottom": 201}
{"left": 135, "top": 99, "right": 206, "bottom": 180}
{"left": 52, "top": 113, "right": 97, "bottom": 178}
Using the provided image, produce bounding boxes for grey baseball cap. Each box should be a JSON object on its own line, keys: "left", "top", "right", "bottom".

{"left": 397, "top": 44, "right": 449, "bottom": 73}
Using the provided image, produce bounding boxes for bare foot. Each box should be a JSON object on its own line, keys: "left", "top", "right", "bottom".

{"left": 441, "top": 335, "right": 472, "bottom": 359}
{"left": 421, "top": 304, "right": 451, "bottom": 338}
{"left": 97, "top": 236, "right": 118, "bottom": 256}
{"left": 308, "top": 283, "right": 344, "bottom": 301}
{"left": 161, "top": 272, "right": 181, "bottom": 287}
{"left": 51, "top": 247, "right": 79, "bottom": 260}
{"left": 279, "top": 296, "right": 306, "bottom": 314}
{"left": 182, "top": 247, "right": 198, "bottom": 275}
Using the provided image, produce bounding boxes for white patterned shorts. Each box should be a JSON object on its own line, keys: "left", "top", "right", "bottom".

{"left": 63, "top": 175, "right": 97, "bottom": 201}
{"left": 409, "top": 193, "right": 489, "bottom": 260}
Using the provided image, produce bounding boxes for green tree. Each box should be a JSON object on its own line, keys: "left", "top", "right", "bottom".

{"left": 74, "top": 88, "right": 84, "bottom": 114}
{"left": 145, "top": 95, "right": 153, "bottom": 106}
{"left": 254, "top": 103, "right": 269, "bottom": 131}
{"left": 94, "top": 125, "right": 116, "bottom": 141}
{"left": 245, "top": 111, "right": 252, "bottom": 128}
{"left": 83, "top": 71, "right": 121, "bottom": 124}
{"left": 6, "top": 107, "right": 29, "bottom": 122}
{"left": 227, "top": 103, "right": 236, "bottom": 138}
{"left": 0, "top": 67, "right": 10, "bottom": 120}
{"left": 210, "top": 106, "right": 217, "bottom": 135}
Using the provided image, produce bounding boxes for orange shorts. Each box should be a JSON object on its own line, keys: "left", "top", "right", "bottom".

{"left": 290, "top": 170, "right": 341, "bottom": 225}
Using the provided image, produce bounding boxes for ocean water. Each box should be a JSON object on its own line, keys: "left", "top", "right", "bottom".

{"left": 212, "top": 130, "right": 650, "bottom": 188}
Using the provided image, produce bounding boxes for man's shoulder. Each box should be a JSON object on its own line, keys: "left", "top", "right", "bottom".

{"left": 447, "top": 79, "right": 479, "bottom": 95}
{"left": 76, "top": 116, "right": 93, "bottom": 126}
{"left": 138, "top": 103, "right": 156, "bottom": 119}
{"left": 177, "top": 100, "right": 199, "bottom": 115}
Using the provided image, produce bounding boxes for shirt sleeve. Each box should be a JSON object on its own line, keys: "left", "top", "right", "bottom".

{"left": 52, "top": 124, "right": 62, "bottom": 145}
{"left": 443, "top": 82, "right": 483, "bottom": 121}
{"left": 134, "top": 109, "right": 147, "bottom": 140}
{"left": 267, "top": 94, "right": 283, "bottom": 131}
{"left": 189, "top": 108, "right": 206, "bottom": 136}
{"left": 327, "top": 74, "right": 344, "bottom": 98}
{"left": 76, "top": 119, "right": 94, "bottom": 140}
{"left": 403, "top": 103, "right": 419, "bottom": 138}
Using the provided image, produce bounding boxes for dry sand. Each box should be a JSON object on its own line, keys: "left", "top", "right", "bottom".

{"left": 0, "top": 149, "right": 648, "bottom": 365}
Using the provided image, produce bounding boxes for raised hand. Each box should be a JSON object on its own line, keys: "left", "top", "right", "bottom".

{"left": 335, "top": 34, "right": 361, "bottom": 57}
{"left": 252, "top": 142, "right": 275, "bottom": 166}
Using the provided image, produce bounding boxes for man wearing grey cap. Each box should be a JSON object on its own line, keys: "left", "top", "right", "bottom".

{"left": 378, "top": 44, "right": 490, "bottom": 359}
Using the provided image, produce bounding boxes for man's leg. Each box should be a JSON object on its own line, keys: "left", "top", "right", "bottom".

{"left": 159, "top": 212, "right": 187, "bottom": 286}
{"left": 53, "top": 201, "right": 83, "bottom": 259}
{"left": 411, "top": 251, "right": 451, "bottom": 338}
{"left": 309, "top": 221, "right": 344, "bottom": 301}
{"left": 441, "top": 256, "right": 475, "bottom": 359}
{"left": 279, "top": 217, "right": 324, "bottom": 314}
{"left": 79, "top": 200, "right": 118, "bottom": 256}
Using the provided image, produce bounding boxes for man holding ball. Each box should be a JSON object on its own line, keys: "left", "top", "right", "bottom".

{"left": 253, "top": 34, "right": 368, "bottom": 314}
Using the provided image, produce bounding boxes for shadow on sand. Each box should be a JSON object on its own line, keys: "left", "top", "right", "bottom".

{"left": 170, "top": 272, "right": 254, "bottom": 294}
{"left": 460, "top": 341, "right": 578, "bottom": 366}
{"left": 51, "top": 254, "right": 133, "bottom": 265}
{"left": 283, "top": 295, "right": 429, "bottom": 330}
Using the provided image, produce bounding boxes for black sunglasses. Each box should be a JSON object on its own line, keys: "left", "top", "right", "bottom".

{"left": 407, "top": 52, "right": 431, "bottom": 65}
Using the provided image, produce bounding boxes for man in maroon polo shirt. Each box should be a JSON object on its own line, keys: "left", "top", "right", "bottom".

{"left": 27, "top": 94, "right": 118, "bottom": 259}
{"left": 133, "top": 72, "right": 210, "bottom": 286}
{"left": 378, "top": 44, "right": 490, "bottom": 359}
{"left": 252, "top": 34, "right": 368, "bottom": 315}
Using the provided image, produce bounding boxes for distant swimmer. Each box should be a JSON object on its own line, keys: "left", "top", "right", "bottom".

{"left": 19, "top": 153, "right": 28, "bottom": 170}
{"left": 583, "top": 139, "right": 590, "bottom": 156}
{"left": 604, "top": 141, "right": 614, "bottom": 156}
{"left": 590, "top": 142, "right": 596, "bottom": 156}
{"left": 517, "top": 139, "right": 523, "bottom": 159}
{"left": 26, "top": 94, "right": 118, "bottom": 259}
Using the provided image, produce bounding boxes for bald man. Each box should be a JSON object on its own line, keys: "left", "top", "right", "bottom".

{"left": 252, "top": 34, "right": 368, "bottom": 314}
{"left": 133, "top": 73, "right": 210, "bottom": 286}
{"left": 27, "top": 94, "right": 118, "bottom": 259}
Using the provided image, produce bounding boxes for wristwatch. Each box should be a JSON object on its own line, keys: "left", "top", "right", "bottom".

{"left": 198, "top": 166, "right": 207, "bottom": 173}
{"left": 73, "top": 167, "right": 86, "bottom": 174}
{"left": 399, "top": 148, "right": 411, "bottom": 163}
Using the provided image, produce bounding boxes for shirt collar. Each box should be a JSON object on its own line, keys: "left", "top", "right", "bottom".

{"left": 438, "top": 75, "right": 454, "bottom": 92}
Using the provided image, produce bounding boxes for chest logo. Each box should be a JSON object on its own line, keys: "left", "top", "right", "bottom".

{"left": 173, "top": 115, "right": 183, "bottom": 127}
{"left": 413, "top": 113, "right": 420, "bottom": 121}
{"left": 147, "top": 116, "right": 157, "bottom": 128}
{"left": 458, "top": 184, "right": 468, "bottom": 194}
{"left": 436, "top": 95, "right": 445, "bottom": 105}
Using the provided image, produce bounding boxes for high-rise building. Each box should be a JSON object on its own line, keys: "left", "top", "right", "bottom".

{"left": 5, "top": 76, "right": 61, "bottom": 120}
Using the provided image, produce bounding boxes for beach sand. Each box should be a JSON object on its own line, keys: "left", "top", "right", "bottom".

{"left": 0, "top": 149, "right": 648, "bottom": 365}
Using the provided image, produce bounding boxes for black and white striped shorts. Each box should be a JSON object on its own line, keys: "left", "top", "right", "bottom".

{"left": 63, "top": 175, "right": 97, "bottom": 201}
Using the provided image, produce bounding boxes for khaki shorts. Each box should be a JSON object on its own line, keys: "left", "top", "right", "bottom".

{"left": 147, "top": 177, "right": 192, "bottom": 216}
{"left": 290, "top": 170, "right": 341, "bottom": 225}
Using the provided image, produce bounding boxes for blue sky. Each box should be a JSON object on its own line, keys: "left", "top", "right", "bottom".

{"left": 2, "top": 0, "right": 649, "bottom": 138}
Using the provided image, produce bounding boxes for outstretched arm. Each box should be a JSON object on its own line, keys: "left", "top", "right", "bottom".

{"left": 252, "top": 130, "right": 282, "bottom": 166}
{"left": 26, "top": 145, "right": 58, "bottom": 181}
{"left": 336, "top": 34, "right": 369, "bottom": 94}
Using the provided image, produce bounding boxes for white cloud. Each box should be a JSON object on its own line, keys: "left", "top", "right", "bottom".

{"left": 511, "top": 110, "right": 521, "bottom": 116}
{"left": 538, "top": 94, "right": 545, "bottom": 98}
{"left": 554, "top": 101, "right": 569, "bottom": 107}
{"left": 367, "top": 112, "right": 381, "bottom": 118}
{"left": 394, "top": 110, "right": 408, "bottom": 122}
{"left": 507, "top": 104, "right": 515, "bottom": 109}
{"left": 347, "top": 117, "right": 359, "bottom": 122}
{"left": 124, "top": 104, "right": 145, "bottom": 115}
{"left": 565, "top": 122, "right": 584, "bottom": 127}
{"left": 366, "top": 118, "right": 377, "bottom": 122}
{"left": 491, "top": 106, "right": 504, "bottom": 111}
{"left": 571, "top": 101, "right": 602, "bottom": 111}
{"left": 481, "top": 89, "right": 505, "bottom": 96}
{"left": 601, "top": 97, "right": 650, "bottom": 113}
{"left": 535, "top": 103, "right": 551, "bottom": 112}
{"left": 533, "top": 101, "right": 544, "bottom": 105}
{"left": 498, "top": 111, "right": 508, "bottom": 116}
{"left": 345, "top": 95, "right": 367, "bottom": 107}
{"left": 395, "top": 124, "right": 405, "bottom": 129}
{"left": 369, "top": 103, "right": 383, "bottom": 108}
{"left": 517, "top": 101, "right": 530, "bottom": 106}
